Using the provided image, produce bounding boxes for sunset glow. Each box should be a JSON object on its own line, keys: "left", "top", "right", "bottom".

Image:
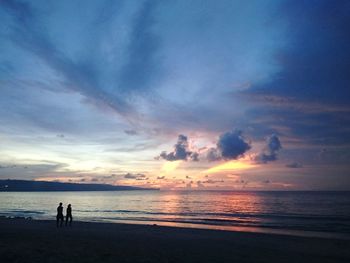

{"left": 204, "top": 161, "right": 257, "bottom": 174}
{"left": 1, "top": 2, "right": 350, "bottom": 263}
{"left": 161, "top": 161, "right": 182, "bottom": 174}
{"left": 0, "top": 0, "right": 349, "bottom": 191}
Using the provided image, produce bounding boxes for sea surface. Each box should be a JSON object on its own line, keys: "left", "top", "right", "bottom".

{"left": 1, "top": 191, "right": 350, "bottom": 238}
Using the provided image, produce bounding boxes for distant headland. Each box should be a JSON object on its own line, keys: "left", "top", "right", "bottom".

{"left": 0, "top": 179, "right": 158, "bottom": 192}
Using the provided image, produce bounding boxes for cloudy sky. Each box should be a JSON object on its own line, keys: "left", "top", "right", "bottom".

{"left": 1, "top": 0, "right": 349, "bottom": 190}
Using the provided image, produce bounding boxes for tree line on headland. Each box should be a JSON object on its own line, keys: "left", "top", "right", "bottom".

{"left": 0, "top": 179, "right": 158, "bottom": 191}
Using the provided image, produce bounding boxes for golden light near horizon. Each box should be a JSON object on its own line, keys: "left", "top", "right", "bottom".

{"left": 204, "top": 160, "right": 256, "bottom": 174}
{"left": 161, "top": 160, "right": 182, "bottom": 173}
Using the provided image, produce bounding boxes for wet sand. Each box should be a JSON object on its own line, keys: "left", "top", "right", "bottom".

{"left": 0, "top": 218, "right": 349, "bottom": 263}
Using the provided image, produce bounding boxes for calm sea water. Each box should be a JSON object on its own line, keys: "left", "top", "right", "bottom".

{"left": 1, "top": 191, "right": 350, "bottom": 237}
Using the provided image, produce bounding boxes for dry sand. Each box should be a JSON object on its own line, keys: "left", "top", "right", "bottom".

{"left": 0, "top": 218, "right": 349, "bottom": 263}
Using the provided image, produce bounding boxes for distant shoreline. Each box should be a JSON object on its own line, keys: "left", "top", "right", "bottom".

{"left": 0, "top": 179, "right": 158, "bottom": 191}
{"left": 0, "top": 189, "right": 158, "bottom": 192}
{"left": 1, "top": 217, "right": 349, "bottom": 263}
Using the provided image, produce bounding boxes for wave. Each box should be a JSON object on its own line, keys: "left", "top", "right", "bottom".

{"left": 2, "top": 210, "right": 45, "bottom": 215}
{"left": 88, "top": 216, "right": 350, "bottom": 234}
{"left": 1, "top": 209, "right": 350, "bottom": 234}
{"left": 74, "top": 209, "right": 350, "bottom": 221}
{"left": 71, "top": 209, "right": 350, "bottom": 234}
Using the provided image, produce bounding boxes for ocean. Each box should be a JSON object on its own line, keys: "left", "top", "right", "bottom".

{"left": 1, "top": 190, "right": 350, "bottom": 238}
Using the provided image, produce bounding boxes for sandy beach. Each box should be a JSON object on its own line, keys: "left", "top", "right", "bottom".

{"left": 0, "top": 218, "right": 349, "bottom": 263}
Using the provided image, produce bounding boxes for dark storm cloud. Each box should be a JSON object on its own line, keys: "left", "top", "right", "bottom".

{"left": 158, "top": 134, "right": 198, "bottom": 161}
{"left": 256, "top": 134, "right": 282, "bottom": 163}
{"left": 217, "top": 130, "right": 251, "bottom": 160}
{"left": 205, "top": 131, "right": 253, "bottom": 162}
{"left": 267, "top": 134, "right": 281, "bottom": 151}
{"left": 160, "top": 130, "right": 251, "bottom": 162}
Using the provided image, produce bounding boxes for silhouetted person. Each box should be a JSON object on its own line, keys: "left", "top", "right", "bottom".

{"left": 56, "top": 202, "right": 64, "bottom": 227}
{"left": 66, "top": 204, "right": 73, "bottom": 226}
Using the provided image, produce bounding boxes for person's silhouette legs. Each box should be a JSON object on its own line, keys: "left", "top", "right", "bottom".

{"left": 65, "top": 214, "right": 72, "bottom": 226}
{"left": 56, "top": 214, "right": 64, "bottom": 227}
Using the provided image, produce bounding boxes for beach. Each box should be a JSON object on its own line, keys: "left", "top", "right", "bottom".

{"left": 1, "top": 218, "right": 349, "bottom": 263}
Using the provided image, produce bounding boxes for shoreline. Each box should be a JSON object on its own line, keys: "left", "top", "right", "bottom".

{"left": 1, "top": 217, "right": 350, "bottom": 262}
{"left": 2, "top": 215, "right": 350, "bottom": 241}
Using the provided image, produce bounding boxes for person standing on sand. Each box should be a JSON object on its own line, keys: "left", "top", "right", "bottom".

{"left": 56, "top": 202, "right": 64, "bottom": 227}
{"left": 66, "top": 204, "right": 73, "bottom": 226}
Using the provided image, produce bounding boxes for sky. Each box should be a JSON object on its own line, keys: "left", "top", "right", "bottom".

{"left": 0, "top": 0, "right": 350, "bottom": 190}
